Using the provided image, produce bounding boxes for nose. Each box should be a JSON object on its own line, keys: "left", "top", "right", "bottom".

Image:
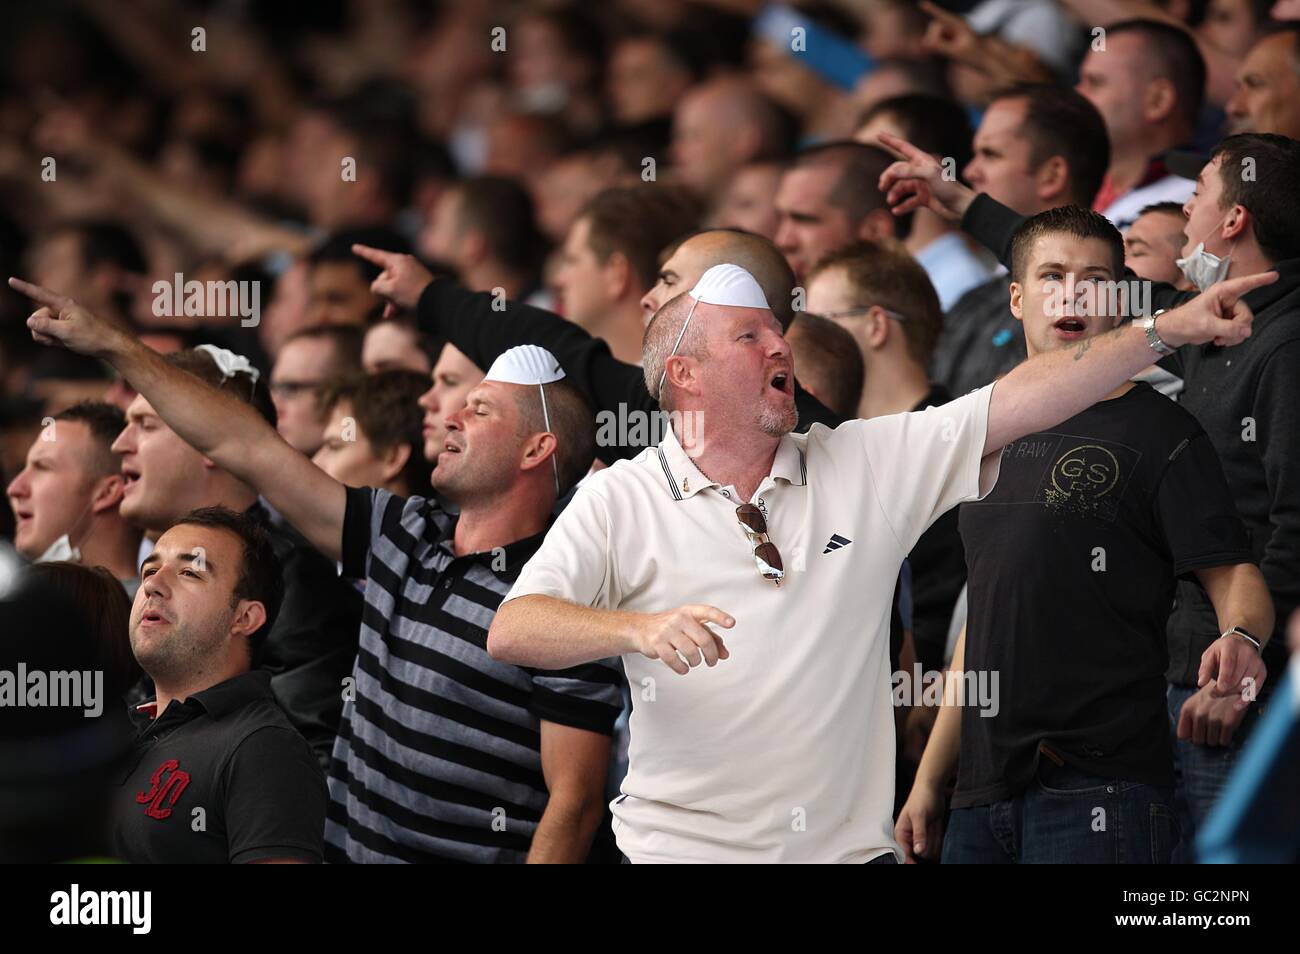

{"left": 1225, "top": 88, "right": 1245, "bottom": 119}
{"left": 141, "top": 569, "right": 170, "bottom": 601}
{"left": 110, "top": 425, "right": 133, "bottom": 455}
{"left": 774, "top": 217, "right": 796, "bottom": 252}
{"left": 6, "top": 470, "right": 27, "bottom": 500}
{"left": 640, "top": 289, "right": 658, "bottom": 316}
{"left": 962, "top": 158, "right": 980, "bottom": 186}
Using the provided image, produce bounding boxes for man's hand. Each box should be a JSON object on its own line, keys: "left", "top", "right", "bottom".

{"left": 1198, "top": 633, "right": 1266, "bottom": 708}
{"left": 352, "top": 244, "right": 434, "bottom": 317}
{"left": 1177, "top": 684, "right": 1249, "bottom": 747}
{"left": 919, "top": 0, "right": 981, "bottom": 65}
{"left": 1156, "top": 271, "right": 1278, "bottom": 348}
{"left": 876, "top": 132, "right": 977, "bottom": 224}
{"left": 632, "top": 605, "right": 734, "bottom": 675}
{"left": 895, "top": 779, "right": 946, "bottom": 863}
{"left": 9, "top": 277, "right": 130, "bottom": 359}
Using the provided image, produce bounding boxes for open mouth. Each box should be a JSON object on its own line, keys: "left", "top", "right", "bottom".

{"left": 121, "top": 465, "right": 141, "bottom": 490}
{"left": 442, "top": 440, "right": 462, "bottom": 455}
{"left": 769, "top": 371, "right": 790, "bottom": 394}
{"left": 139, "top": 606, "right": 171, "bottom": 626}
{"left": 1053, "top": 317, "right": 1087, "bottom": 338}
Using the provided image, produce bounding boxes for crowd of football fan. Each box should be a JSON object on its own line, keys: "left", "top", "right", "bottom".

{"left": 1, "top": 0, "right": 1299, "bottom": 863}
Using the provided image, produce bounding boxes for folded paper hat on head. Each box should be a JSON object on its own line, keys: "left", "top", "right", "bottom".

{"left": 484, "top": 344, "right": 566, "bottom": 386}
{"left": 483, "top": 345, "right": 565, "bottom": 494}
{"left": 688, "top": 263, "right": 771, "bottom": 310}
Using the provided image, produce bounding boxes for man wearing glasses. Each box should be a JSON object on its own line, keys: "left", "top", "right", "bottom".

{"left": 487, "top": 261, "right": 1274, "bottom": 863}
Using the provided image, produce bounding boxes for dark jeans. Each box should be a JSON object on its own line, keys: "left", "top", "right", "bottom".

{"left": 942, "top": 762, "right": 1179, "bottom": 863}
{"left": 1166, "top": 683, "right": 1254, "bottom": 862}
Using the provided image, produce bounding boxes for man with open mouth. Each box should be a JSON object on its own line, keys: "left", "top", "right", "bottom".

{"left": 896, "top": 206, "right": 1271, "bottom": 865}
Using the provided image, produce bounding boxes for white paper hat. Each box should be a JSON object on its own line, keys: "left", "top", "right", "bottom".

{"left": 658, "top": 264, "right": 769, "bottom": 397}
{"left": 483, "top": 345, "right": 564, "bottom": 494}
{"left": 688, "top": 264, "right": 770, "bottom": 310}
{"left": 196, "top": 343, "right": 260, "bottom": 384}
{"left": 483, "top": 344, "right": 566, "bottom": 386}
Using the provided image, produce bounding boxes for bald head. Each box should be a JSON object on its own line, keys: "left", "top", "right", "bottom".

{"left": 672, "top": 76, "right": 792, "bottom": 195}
{"left": 643, "top": 229, "right": 797, "bottom": 329}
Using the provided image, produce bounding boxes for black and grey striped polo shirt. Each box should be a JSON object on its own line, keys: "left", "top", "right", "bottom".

{"left": 325, "top": 487, "right": 623, "bottom": 863}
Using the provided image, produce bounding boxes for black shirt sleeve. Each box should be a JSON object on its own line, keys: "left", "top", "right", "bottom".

{"left": 1253, "top": 339, "right": 1300, "bottom": 642}
{"left": 416, "top": 279, "right": 652, "bottom": 463}
{"left": 341, "top": 486, "right": 377, "bottom": 579}
{"left": 1153, "top": 431, "right": 1253, "bottom": 576}
{"left": 224, "top": 725, "right": 327, "bottom": 863}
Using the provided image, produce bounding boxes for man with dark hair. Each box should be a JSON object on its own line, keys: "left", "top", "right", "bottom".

{"left": 7, "top": 401, "right": 140, "bottom": 585}
{"left": 270, "top": 324, "right": 365, "bottom": 456}
{"left": 116, "top": 506, "right": 327, "bottom": 864}
{"left": 880, "top": 129, "right": 1300, "bottom": 857}
{"left": 857, "top": 95, "right": 993, "bottom": 309}
{"left": 1077, "top": 19, "right": 1206, "bottom": 228}
{"left": 306, "top": 227, "right": 410, "bottom": 328}
{"left": 419, "top": 176, "right": 546, "bottom": 301}
{"left": 924, "top": 85, "right": 1111, "bottom": 395}
{"left": 314, "top": 370, "right": 433, "bottom": 497}
{"left": 897, "top": 205, "right": 1271, "bottom": 865}
{"left": 14, "top": 284, "right": 623, "bottom": 864}
{"left": 1226, "top": 24, "right": 1300, "bottom": 138}
{"left": 783, "top": 313, "right": 864, "bottom": 420}
{"left": 774, "top": 141, "right": 901, "bottom": 282}
{"left": 552, "top": 185, "right": 700, "bottom": 365}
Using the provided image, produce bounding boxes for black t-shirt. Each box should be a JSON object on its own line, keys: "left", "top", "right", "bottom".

{"left": 953, "top": 384, "right": 1251, "bottom": 808}
{"left": 114, "top": 671, "right": 326, "bottom": 863}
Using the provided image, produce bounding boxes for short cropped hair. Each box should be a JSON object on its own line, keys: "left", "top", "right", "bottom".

{"left": 1212, "top": 133, "right": 1300, "bottom": 263}
{"left": 52, "top": 401, "right": 125, "bottom": 479}
{"left": 512, "top": 379, "right": 597, "bottom": 494}
{"left": 1009, "top": 206, "right": 1125, "bottom": 284}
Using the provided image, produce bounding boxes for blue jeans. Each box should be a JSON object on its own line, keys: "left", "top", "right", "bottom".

{"left": 943, "top": 762, "right": 1179, "bottom": 863}
{"left": 1166, "top": 683, "right": 1256, "bottom": 862}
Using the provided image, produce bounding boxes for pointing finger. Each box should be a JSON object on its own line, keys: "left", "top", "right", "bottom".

{"left": 9, "top": 276, "right": 71, "bottom": 311}
{"left": 351, "top": 244, "right": 397, "bottom": 267}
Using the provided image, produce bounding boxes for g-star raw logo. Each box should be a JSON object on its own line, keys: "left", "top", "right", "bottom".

{"left": 136, "top": 758, "right": 191, "bottom": 819}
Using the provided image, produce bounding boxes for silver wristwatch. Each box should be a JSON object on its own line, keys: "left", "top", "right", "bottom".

{"left": 1140, "top": 312, "right": 1174, "bottom": 356}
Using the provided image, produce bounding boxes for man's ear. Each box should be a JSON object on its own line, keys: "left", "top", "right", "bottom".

{"left": 229, "top": 599, "right": 268, "bottom": 642}
{"left": 518, "top": 431, "right": 558, "bottom": 476}
{"left": 1222, "top": 204, "right": 1250, "bottom": 243}
{"left": 1143, "top": 77, "right": 1176, "bottom": 125}
{"left": 865, "top": 306, "right": 892, "bottom": 350}
{"left": 1035, "top": 156, "right": 1068, "bottom": 203}
{"left": 1009, "top": 282, "right": 1024, "bottom": 322}
{"left": 378, "top": 441, "right": 412, "bottom": 486}
{"left": 90, "top": 472, "right": 126, "bottom": 515}
{"left": 664, "top": 353, "right": 700, "bottom": 399}
{"left": 603, "top": 251, "right": 634, "bottom": 300}
{"left": 860, "top": 208, "right": 896, "bottom": 243}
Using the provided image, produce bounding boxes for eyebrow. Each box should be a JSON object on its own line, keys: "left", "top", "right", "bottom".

{"left": 1037, "top": 262, "right": 1112, "bottom": 275}
{"left": 140, "top": 551, "right": 217, "bottom": 574}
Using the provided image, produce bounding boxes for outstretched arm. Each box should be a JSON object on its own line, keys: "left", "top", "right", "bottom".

{"left": 10, "top": 277, "right": 346, "bottom": 560}
{"left": 983, "top": 272, "right": 1278, "bottom": 454}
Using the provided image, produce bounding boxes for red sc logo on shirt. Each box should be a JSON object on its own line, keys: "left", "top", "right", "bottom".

{"left": 135, "top": 759, "right": 192, "bottom": 819}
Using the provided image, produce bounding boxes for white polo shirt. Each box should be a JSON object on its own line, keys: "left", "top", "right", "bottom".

{"left": 505, "top": 384, "right": 1001, "bottom": 862}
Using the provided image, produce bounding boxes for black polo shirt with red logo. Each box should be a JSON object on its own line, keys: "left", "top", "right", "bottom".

{"left": 114, "top": 670, "right": 326, "bottom": 863}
